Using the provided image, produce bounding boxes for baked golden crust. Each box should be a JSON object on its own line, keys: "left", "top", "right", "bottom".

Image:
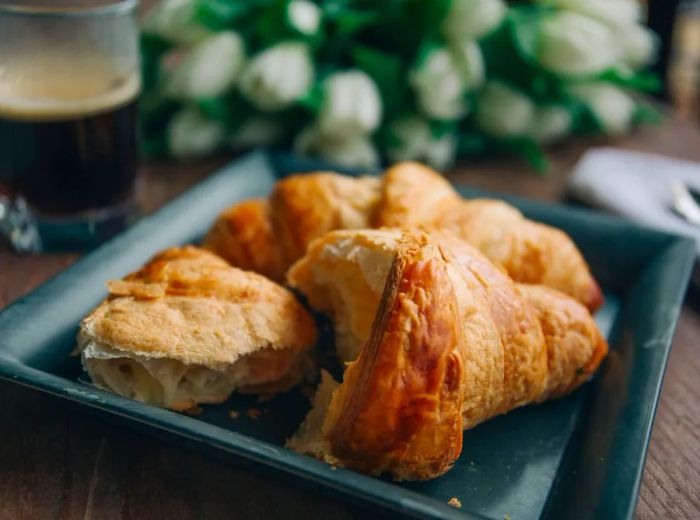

{"left": 373, "top": 161, "right": 460, "bottom": 227}
{"left": 204, "top": 173, "right": 381, "bottom": 282}
{"left": 78, "top": 246, "right": 316, "bottom": 409}
{"left": 287, "top": 229, "right": 607, "bottom": 479}
{"left": 271, "top": 173, "right": 382, "bottom": 266}
{"left": 434, "top": 232, "right": 549, "bottom": 425}
{"left": 203, "top": 199, "right": 286, "bottom": 282}
{"left": 325, "top": 239, "right": 465, "bottom": 480}
{"left": 289, "top": 234, "right": 465, "bottom": 480}
{"left": 205, "top": 163, "right": 602, "bottom": 310}
{"left": 84, "top": 246, "right": 316, "bottom": 366}
{"left": 517, "top": 284, "right": 608, "bottom": 400}
{"left": 375, "top": 163, "right": 604, "bottom": 311}
{"left": 429, "top": 200, "right": 605, "bottom": 311}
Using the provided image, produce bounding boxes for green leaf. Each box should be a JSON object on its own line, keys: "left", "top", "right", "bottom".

{"left": 196, "top": 93, "right": 254, "bottom": 133}
{"left": 140, "top": 34, "right": 172, "bottom": 92}
{"left": 503, "top": 137, "right": 550, "bottom": 173}
{"left": 600, "top": 68, "right": 662, "bottom": 93}
{"left": 351, "top": 45, "right": 408, "bottom": 117}
{"left": 457, "top": 132, "right": 488, "bottom": 156}
{"left": 253, "top": 0, "right": 289, "bottom": 45}
{"left": 334, "top": 9, "right": 378, "bottom": 37}
{"left": 297, "top": 82, "right": 325, "bottom": 113}
{"left": 430, "top": 120, "right": 457, "bottom": 139}
{"left": 508, "top": 4, "right": 543, "bottom": 61}
{"left": 195, "top": 0, "right": 251, "bottom": 30}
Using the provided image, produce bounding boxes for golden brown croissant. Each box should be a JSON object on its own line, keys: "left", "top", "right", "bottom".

{"left": 286, "top": 230, "right": 607, "bottom": 479}
{"left": 204, "top": 163, "right": 603, "bottom": 310}
{"left": 77, "top": 246, "right": 316, "bottom": 411}
{"left": 376, "top": 163, "right": 604, "bottom": 310}
{"left": 204, "top": 173, "right": 381, "bottom": 281}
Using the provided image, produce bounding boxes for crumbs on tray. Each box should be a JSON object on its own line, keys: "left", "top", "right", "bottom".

{"left": 447, "top": 497, "right": 462, "bottom": 508}
{"left": 228, "top": 409, "right": 240, "bottom": 419}
{"left": 246, "top": 407, "right": 263, "bottom": 420}
{"left": 183, "top": 406, "right": 202, "bottom": 416}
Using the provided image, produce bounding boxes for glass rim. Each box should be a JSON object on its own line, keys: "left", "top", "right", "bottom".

{"left": 0, "top": 0, "right": 137, "bottom": 18}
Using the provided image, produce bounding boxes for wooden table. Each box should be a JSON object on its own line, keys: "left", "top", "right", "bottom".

{"left": 1, "top": 116, "right": 699, "bottom": 519}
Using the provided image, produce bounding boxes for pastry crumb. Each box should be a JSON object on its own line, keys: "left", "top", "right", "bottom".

{"left": 246, "top": 407, "right": 263, "bottom": 420}
{"left": 183, "top": 406, "right": 202, "bottom": 416}
{"left": 256, "top": 394, "right": 274, "bottom": 403}
{"left": 447, "top": 497, "right": 461, "bottom": 508}
{"left": 330, "top": 466, "right": 337, "bottom": 471}
{"left": 504, "top": 514, "right": 512, "bottom": 520}
{"left": 228, "top": 409, "right": 239, "bottom": 419}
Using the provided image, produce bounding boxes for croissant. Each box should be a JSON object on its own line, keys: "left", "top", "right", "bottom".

{"left": 376, "top": 163, "right": 605, "bottom": 311}
{"left": 204, "top": 174, "right": 381, "bottom": 282}
{"left": 286, "top": 230, "right": 607, "bottom": 480}
{"left": 204, "top": 163, "right": 603, "bottom": 310}
{"left": 76, "top": 246, "right": 316, "bottom": 410}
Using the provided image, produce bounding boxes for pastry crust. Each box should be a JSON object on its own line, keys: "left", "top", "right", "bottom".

{"left": 78, "top": 246, "right": 316, "bottom": 410}
{"left": 203, "top": 199, "right": 286, "bottom": 282}
{"left": 287, "top": 229, "right": 608, "bottom": 479}
{"left": 375, "top": 163, "right": 604, "bottom": 311}
{"left": 204, "top": 163, "right": 603, "bottom": 310}
{"left": 204, "top": 173, "right": 381, "bottom": 281}
{"left": 290, "top": 234, "right": 465, "bottom": 480}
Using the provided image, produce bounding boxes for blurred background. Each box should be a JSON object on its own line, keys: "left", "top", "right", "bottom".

{"left": 668, "top": 0, "right": 700, "bottom": 119}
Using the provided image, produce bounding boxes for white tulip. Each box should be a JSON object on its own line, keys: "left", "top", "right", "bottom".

{"left": 530, "top": 105, "right": 572, "bottom": 144}
{"left": 410, "top": 47, "right": 469, "bottom": 121}
{"left": 539, "top": 0, "right": 641, "bottom": 26}
{"left": 569, "top": 82, "right": 636, "bottom": 134}
{"left": 387, "top": 116, "right": 457, "bottom": 170}
{"left": 166, "top": 32, "right": 245, "bottom": 99}
{"left": 142, "top": 0, "right": 211, "bottom": 45}
{"left": 452, "top": 41, "right": 485, "bottom": 90}
{"left": 168, "top": 108, "right": 225, "bottom": 158}
{"left": 618, "top": 24, "right": 658, "bottom": 67}
{"left": 537, "top": 11, "right": 619, "bottom": 76}
{"left": 239, "top": 42, "right": 314, "bottom": 111}
{"left": 288, "top": 0, "right": 322, "bottom": 36}
{"left": 318, "top": 71, "right": 382, "bottom": 140}
{"left": 442, "top": 0, "right": 506, "bottom": 42}
{"left": 294, "top": 125, "right": 379, "bottom": 169}
{"left": 475, "top": 82, "right": 535, "bottom": 138}
{"left": 230, "top": 117, "right": 285, "bottom": 150}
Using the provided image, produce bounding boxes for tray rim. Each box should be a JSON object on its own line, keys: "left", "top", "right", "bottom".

{"left": 0, "top": 150, "right": 695, "bottom": 519}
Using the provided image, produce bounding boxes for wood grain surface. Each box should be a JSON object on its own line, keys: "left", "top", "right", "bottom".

{"left": 1, "top": 116, "right": 699, "bottom": 519}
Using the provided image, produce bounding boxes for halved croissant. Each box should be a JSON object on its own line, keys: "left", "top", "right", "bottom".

{"left": 204, "top": 163, "right": 603, "bottom": 310}
{"left": 76, "top": 246, "right": 316, "bottom": 410}
{"left": 286, "top": 230, "right": 608, "bottom": 479}
{"left": 288, "top": 233, "right": 466, "bottom": 480}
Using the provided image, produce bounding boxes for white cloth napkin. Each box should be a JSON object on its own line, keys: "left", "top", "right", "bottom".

{"left": 568, "top": 147, "right": 700, "bottom": 255}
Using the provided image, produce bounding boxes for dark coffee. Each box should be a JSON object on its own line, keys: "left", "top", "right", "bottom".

{"left": 0, "top": 85, "right": 139, "bottom": 216}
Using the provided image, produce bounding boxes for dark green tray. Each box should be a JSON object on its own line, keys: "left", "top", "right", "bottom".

{"left": 0, "top": 151, "right": 693, "bottom": 519}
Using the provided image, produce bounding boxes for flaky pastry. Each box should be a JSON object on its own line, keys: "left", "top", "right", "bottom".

{"left": 204, "top": 163, "right": 603, "bottom": 310}
{"left": 286, "top": 230, "right": 607, "bottom": 479}
{"left": 77, "top": 246, "right": 316, "bottom": 410}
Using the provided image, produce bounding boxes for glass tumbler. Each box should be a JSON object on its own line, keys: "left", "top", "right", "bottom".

{"left": 0, "top": 0, "right": 140, "bottom": 252}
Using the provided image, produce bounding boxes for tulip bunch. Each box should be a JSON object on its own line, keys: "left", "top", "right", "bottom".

{"left": 141, "top": 0, "right": 660, "bottom": 170}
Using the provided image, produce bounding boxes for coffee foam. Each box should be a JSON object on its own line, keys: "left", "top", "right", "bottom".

{"left": 0, "top": 63, "right": 140, "bottom": 121}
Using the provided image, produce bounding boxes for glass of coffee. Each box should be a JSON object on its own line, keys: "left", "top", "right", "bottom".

{"left": 0, "top": 0, "right": 140, "bottom": 252}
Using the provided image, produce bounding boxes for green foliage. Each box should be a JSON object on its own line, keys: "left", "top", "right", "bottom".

{"left": 140, "top": 0, "right": 662, "bottom": 169}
